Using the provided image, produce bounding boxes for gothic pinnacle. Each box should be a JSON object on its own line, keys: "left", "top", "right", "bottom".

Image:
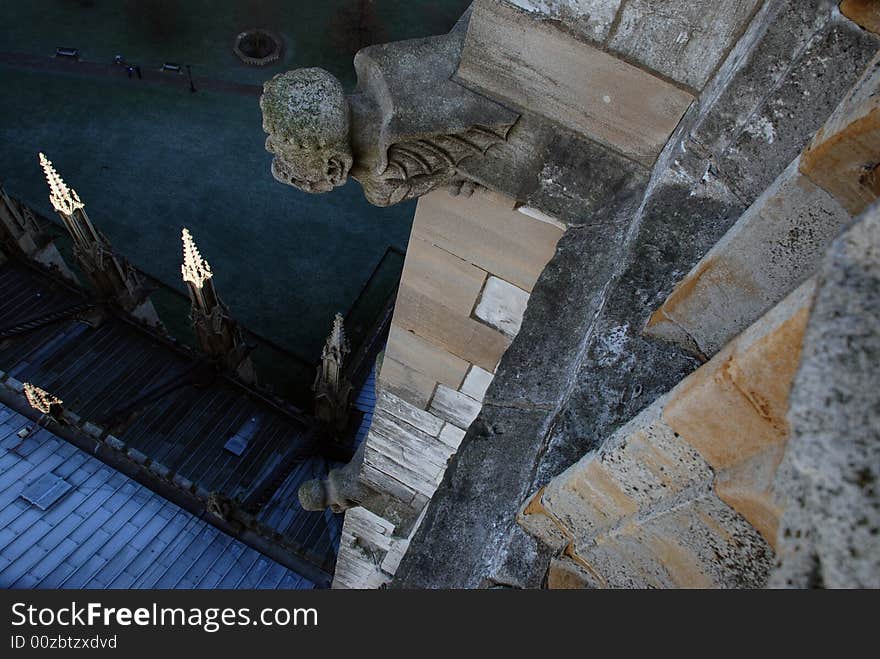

{"left": 38, "top": 152, "right": 84, "bottom": 216}
{"left": 181, "top": 227, "right": 213, "bottom": 289}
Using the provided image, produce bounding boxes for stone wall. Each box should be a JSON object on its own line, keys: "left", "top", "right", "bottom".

{"left": 518, "top": 281, "right": 814, "bottom": 587}
{"left": 332, "top": 189, "right": 564, "bottom": 588}
{"left": 395, "top": 1, "right": 879, "bottom": 588}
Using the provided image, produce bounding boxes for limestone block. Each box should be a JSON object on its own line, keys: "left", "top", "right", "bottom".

{"left": 772, "top": 203, "right": 880, "bottom": 588}
{"left": 840, "top": 0, "right": 880, "bottom": 34}
{"left": 457, "top": 0, "right": 694, "bottom": 165}
{"left": 394, "top": 283, "right": 511, "bottom": 373}
{"left": 385, "top": 325, "right": 470, "bottom": 392}
{"left": 460, "top": 365, "right": 494, "bottom": 402}
{"left": 507, "top": 0, "right": 622, "bottom": 43}
{"left": 429, "top": 384, "right": 483, "bottom": 430}
{"left": 474, "top": 276, "right": 530, "bottom": 337}
{"left": 411, "top": 189, "right": 564, "bottom": 293}
{"left": 378, "top": 356, "right": 436, "bottom": 409}
{"left": 800, "top": 53, "right": 880, "bottom": 215}
{"left": 546, "top": 556, "right": 603, "bottom": 589}
{"left": 596, "top": 401, "right": 714, "bottom": 508}
{"left": 662, "top": 281, "right": 813, "bottom": 471}
{"left": 402, "top": 237, "right": 487, "bottom": 316}
{"left": 437, "top": 423, "right": 467, "bottom": 450}
{"left": 720, "top": 15, "right": 880, "bottom": 203}
{"left": 608, "top": 0, "right": 760, "bottom": 90}
{"left": 376, "top": 389, "right": 445, "bottom": 437}
{"left": 646, "top": 158, "right": 850, "bottom": 356}
{"left": 333, "top": 507, "right": 396, "bottom": 589}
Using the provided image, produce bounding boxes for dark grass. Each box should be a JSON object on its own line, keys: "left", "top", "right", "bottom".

{"left": 0, "top": 0, "right": 471, "bottom": 396}
{"left": 0, "top": 64, "right": 413, "bottom": 361}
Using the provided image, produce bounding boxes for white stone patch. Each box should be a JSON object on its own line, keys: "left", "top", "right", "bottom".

{"left": 438, "top": 423, "right": 467, "bottom": 450}
{"left": 430, "top": 384, "right": 482, "bottom": 430}
{"left": 746, "top": 115, "right": 776, "bottom": 144}
{"left": 597, "top": 324, "right": 629, "bottom": 367}
{"left": 460, "top": 365, "right": 494, "bottom": 403}
{"left": 474, "top": 276, "right": 530, "bottom": 337}
{"left": 516, "top": 205, "right": 567, "bottom": 231}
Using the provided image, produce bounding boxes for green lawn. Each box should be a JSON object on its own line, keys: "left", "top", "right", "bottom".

{"left": 0, "top": 1, "right": 472, "bottom": 400}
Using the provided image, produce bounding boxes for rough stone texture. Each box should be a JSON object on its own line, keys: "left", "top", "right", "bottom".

{"left": 608, "top": 0, "right": 761, "bottom": 91}
{"left": 456, "top": 0, "right": 695, "bottom": 166}
{"left": 718, "top": 11, "right": 880, "bottom": 203}
{"left": 507, "top": 0, "right": 622, "bottom": 43}
{"left": 800, "top": 52, "right": 880, "bottom": 215}
{"left": 841, "top": 0, "right": 880, "bottom": 34}
{"left": 645, "top": 157, "right": 850, "bottom": 357}
{"left": 517, "top": 280, "right": 813, "bottom": 588}
{"left": 395, "top": 0, "right": 870, "bottom": 589}
{"left": 771, "top": 203, "right": 880, "bottom": 588}
{"left": 262, "top": 29, "right": 518, "bottom": 206}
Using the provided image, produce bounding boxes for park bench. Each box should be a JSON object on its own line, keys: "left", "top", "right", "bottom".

{"left": 55, "top": 47, "right": 79, "bottom": 59}
{"left": 161, "top": 62, "right": 181, "bottom": 73}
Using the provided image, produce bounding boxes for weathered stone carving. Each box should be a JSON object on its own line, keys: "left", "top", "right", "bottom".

{"left": 260, "top": 31, "right": 518, "bottom": 206}
{"left": 23, "top": 382, "right": 64, "bottom": 419}
{"left": 312, "top": 312, "right": 353, "bottom": 433}
{"left": 39, "top": 154, "right": 161, "bottom": 326}
{"left": 299, "top": 442, "right": 373, "bottom": 514}
{"left": 180, "top": 228, "right": 255, "bottom": 383}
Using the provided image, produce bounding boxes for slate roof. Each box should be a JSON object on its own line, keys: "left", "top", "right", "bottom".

{"left": 0, "top": 402, "right": 314, "bottom": 589}
{"left": 0, "top": 258, "right": 340, "bottom": 579}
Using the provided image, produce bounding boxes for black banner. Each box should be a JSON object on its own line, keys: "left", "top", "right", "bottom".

{"left": 0, "top": 588, "right": 875, "bottom": 656}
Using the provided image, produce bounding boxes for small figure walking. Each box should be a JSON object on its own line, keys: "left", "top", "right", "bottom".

{"left": 186, "top": 64, "right": 196, "bottom": 93}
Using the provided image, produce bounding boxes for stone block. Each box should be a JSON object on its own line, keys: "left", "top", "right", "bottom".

{"left": 385, "top": 325, "right": 470, "bottom": 392}
{"left": 474, "top": 276, "right": 530, "bottom": 337}
{"left": 840, "top": 0, "right": 880, "bottom": 33}
{"left": 546, "top": 555, "right": 603, "bottom": 589}
{"left": 401, "top": 236, "right": 487, "bottom": 317}
{"left": 376, "top": 389, "right": 445, "bottom": 437}
{"left": 457, "top": 0, "right": 694, "bottom": 165}
{"left": 507, "top": 0, "right": 622, "bottom": 43}
{"left": 394, "top": 283, "right": 511, "bottom": 373}
{"left": 662, "top": 282, "right": 812, "bottom": 470}
{"left": 608, "top": 0, "right": 761, "bottom": 90}
{"left": 459, "top": 365, "right": 494, "bottom": 402}
{"left": 800, "top": 53, "right": 880, "bottom": 215}
{"left": 597, "top": 401, "right": 714, "bottom": 507}
{"left": 646, "top": 158, "right": 851, "bottom": 356}
{"left": 378, "top": 356, "right": 436, "bottom": 410}
{"left": 771, "top": 203, "right": 880, "bottom": 588}
{"left": 437, "top": 423, "right": 467, "bottom": 450}
{"left": 429, "top": 384, "right": 483, "bottom": 430}
{"left": 721, "top": 16, "right": 880, "bottom": 202}
{"left": 713, "top": 443, "right": 786, "bottom": 548}
{"left": 411, "top": 188, "right": 564, "bottom": 292}
{"left": 379, "top": 357, "right": 437, "bottom": 409}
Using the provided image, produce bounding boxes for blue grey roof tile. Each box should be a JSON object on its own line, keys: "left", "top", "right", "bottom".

{"left": 0, "top": 401, "right": 314, "bottom": 589}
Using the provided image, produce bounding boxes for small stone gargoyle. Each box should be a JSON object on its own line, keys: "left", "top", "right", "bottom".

{"left": 260, "top": 31, "right": 518, "bottom": 206}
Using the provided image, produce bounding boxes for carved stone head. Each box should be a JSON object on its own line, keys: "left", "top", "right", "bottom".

{"left": 260, "top": 68, "right": 353, "bottom": 193}
{"left": 299, "top": 477, "right": 358, "bottom": 514}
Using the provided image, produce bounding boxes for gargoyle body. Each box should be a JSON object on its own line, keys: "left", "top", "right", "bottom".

{"left": 260, "top": 31, "right": 518, "bottom": 206}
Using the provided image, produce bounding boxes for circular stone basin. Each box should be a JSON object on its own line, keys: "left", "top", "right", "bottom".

{"left": 233, "top": 29, "right": 282, "bottom": 66}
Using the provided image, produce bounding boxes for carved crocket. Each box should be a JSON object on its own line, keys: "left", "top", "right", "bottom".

{"left": 260, "top": 31, "right": 519, "bottom": 206}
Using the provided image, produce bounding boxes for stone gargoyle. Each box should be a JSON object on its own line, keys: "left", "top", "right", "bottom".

{"left": 260, "top": 31, "right": 518, "bottom": 206}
